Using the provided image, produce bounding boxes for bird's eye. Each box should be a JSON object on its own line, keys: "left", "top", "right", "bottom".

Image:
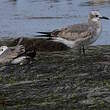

{"left": 96, "top": 15, "right": 98, "bottom": 17}
{"left": 0, "top": 49, "right": 3, "bottom": 51}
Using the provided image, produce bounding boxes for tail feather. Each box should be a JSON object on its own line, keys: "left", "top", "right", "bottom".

{"left": 37, "top": 32, "right": 52, "bottom": 37}
{"left": 38, "top": 32, "right": 51, "bottom": 34}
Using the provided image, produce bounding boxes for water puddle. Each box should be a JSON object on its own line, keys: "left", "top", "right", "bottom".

{"left": 0, "top": 0, "right": 110, "bottom": 45}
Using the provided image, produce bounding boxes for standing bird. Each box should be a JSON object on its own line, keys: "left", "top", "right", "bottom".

{"left": 38, "top": 11, "right": 109, "bottom": 54}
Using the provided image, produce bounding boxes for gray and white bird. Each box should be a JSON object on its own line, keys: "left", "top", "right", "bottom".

{"left": 0, "top": 38, "right": 36, "bottom": 64}
{"left": 38, "top": 11, "right": 109, "bottom": 54}
{"left": 0, "top": 45, "right": 25, "bottom": 64}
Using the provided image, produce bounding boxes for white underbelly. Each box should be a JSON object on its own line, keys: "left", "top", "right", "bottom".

{"left": 53, "top": 37, "right": 75, "bottom": 48}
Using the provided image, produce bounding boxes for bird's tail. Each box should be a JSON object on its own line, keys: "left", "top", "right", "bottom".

{"left": 37, "top": 32, "right": 52, "bottom": 37}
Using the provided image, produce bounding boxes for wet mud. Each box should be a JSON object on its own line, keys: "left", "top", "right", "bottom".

{"left": 0, "top": 38, "right": 110, "bottom": 110}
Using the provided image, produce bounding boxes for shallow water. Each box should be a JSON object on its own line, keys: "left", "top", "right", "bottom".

{"left": 0, "top": 0, "right": 110, "bottom": 45}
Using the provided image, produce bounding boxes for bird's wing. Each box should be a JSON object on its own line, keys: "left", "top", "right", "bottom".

{"left": 51, "top": 23, "right": 93, "bottom": 41}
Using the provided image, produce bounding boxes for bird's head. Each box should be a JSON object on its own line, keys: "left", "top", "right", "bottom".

{"left": 0, "top": 46, "right": 8, "bottom": 55}
{"left": 88, "top": 11, "right": 109, "bottom": 23}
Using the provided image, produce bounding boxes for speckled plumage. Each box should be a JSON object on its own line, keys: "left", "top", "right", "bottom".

{"left": 0, "top": 45, "right": 25, "bottom": 63}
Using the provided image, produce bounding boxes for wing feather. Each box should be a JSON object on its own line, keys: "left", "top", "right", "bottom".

{"left": 51, "top": 23, "right": 93, "bottom": 41}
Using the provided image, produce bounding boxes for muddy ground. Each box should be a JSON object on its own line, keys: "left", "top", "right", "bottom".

{"left": 0, "top": 38, "right": 110, "bottom": 110}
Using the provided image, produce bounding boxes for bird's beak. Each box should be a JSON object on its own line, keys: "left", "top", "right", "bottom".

{"left": 99, "top": 16, "right": 109, "bottom": 20}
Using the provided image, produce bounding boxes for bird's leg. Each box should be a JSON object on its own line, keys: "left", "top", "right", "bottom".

{"left": 82, "top": 45, "right": 86, "bottom": 55}
{"left": 78, "top": 45, "right": 86, "bottom": 56}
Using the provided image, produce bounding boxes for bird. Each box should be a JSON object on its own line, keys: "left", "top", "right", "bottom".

{"left": 0, "top": 45, "right": 25, "bottom": 64}
{"left": 37, "top": 11, "right": 109, "bottom": 54}
{"left": 88, "top": 0, "right": 110, "bottom": 4}
{"left": 0, "top": 38, "right": 36, "bottom": 64}
{"left": 11, "top": 46, "right": 36, "bottom": 64}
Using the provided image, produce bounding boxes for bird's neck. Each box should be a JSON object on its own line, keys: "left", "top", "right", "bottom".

{"left": 88, "top": 19, "right": 102, "bottom": 37}
{"left": 88, "top": 19, "right": 102, "bottom": 29}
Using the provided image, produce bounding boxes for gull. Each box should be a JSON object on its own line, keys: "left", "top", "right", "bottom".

{"left": 0, "top": 45, "right": 25, "bottom": 64}
{"left": 38, "top": 11, "right": 109, "bottom": 54}
{"left": 0, "top": 38, "right": 36, "bottom": 64}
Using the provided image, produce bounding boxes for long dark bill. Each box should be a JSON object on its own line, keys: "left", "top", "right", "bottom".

{"left": 100, "top": 16, "right": 109, "bottom": 20}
